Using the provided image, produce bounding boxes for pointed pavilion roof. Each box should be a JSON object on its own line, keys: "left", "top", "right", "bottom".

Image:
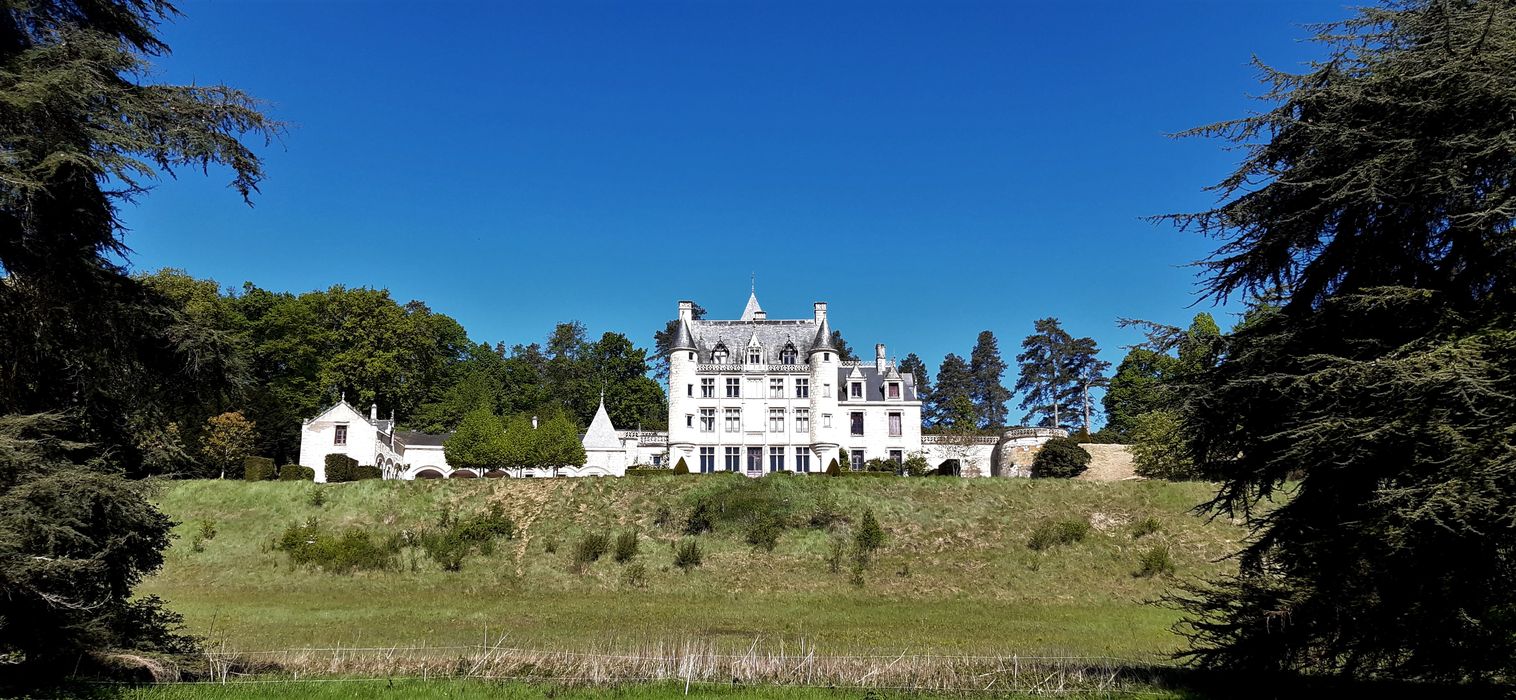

{"left": 670, "top": 319, "right": 695, "bottom": 350}
{"left": 809, "top": 317, "right": 835, "bottom": 353}
{"left": 582, "top": 395, "right": 621, "bottom": 450}
{"left": 740, "top": 290, "right": 764, "bottom": 321}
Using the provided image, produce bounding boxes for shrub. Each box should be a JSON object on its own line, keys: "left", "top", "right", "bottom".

{"left": 854, "top": 509, "right": 885, "bottom": 554}
{"left": 456, "top": 504, "right": 515, "bottom": 542}
{"left": 1130, "top": 410, "right": 1203, "bottom": 480}
{"left": 683, "top": 502, "right": 714, "bottom": 535}
{"left": 745, "top": 514, "right": 782, "bottom": 552}
{"left": 324, "top": 454, "right": 360, "bottom": 482}
{"left": 620, "top": 562, "right": 647, "bottom": 588}
{"left": 613, "top": 531, "right": 639, "bottom": 563}
{"left": 1027, "top": 518, "right": 1091, "bottom": 551}
{"left": 306, "top": 487, "right": 327, "bottom": 508}
{"left": 1029, "top": 438, "right": 1091, "bottom": 478}
{"left": 279, "top": 464, "right": 315, "bottom": 481}
{"left": 825, "top": 459, "right": 841, "bottom": 476}
{"left": 1133, "top": 544, "right": 1176, "bottom": 578}
{"left": 627, "top": 466, "right": 674, "bottom": 477}
{"left": 353, "top": 464, "right": 382, "bottom": 481}
{"left": 848, "top": 549, "right": 868, "bottom": 587}
{"left": 421, "top": 505, "right": 516, "bottom": 572}
{"left": 1131, "top": 516, "right": 1162, "bottom": 539}
{"left": 653, "top": 505, "right": 674, "bottom": 529}
{"left": 673, "top": 539, "right": 702, "bottom": 572}
{"left": 197, "top": 519, "right": 217, "bottom": 541}
{"left": 544, "top": 537, "right": 558, "bottom": 554}
{"left": 809, "top": 489, "right": 842, "bottom": 529}
{"left": 901, "top": 455, "right": 930, "bottom": 477}
{"left": 862, "top": 458, "right": 899, "bottom": 474}
{"left": 242, "top": 456, "right": 276, "bottom": 481}
{"left": 825, "top": 536, "right": 846, "bottom": 573}
{"left": 274, "top": 518, "right": 398, "bottom": 573}
{"left": 572, "top": 531, "right": 610, "bottom": 572}
{"left": 672, "top": 457, "right": 690, "bottom": 475}
{"left": 420, "top": 530, "right": 470, "bottom": 572}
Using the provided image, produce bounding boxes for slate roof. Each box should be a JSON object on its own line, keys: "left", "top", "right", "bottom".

{"left": 740, "top": 291, "right": 764, "bottom": 321}
{"left": 837, "top": 364, "right": 920, "bottom": 402}
{"left": 582, "top": 398, "right": 621, "bottom": 450}
{"left": 687, "top": 319, "right": 817, "bottom": 364}
{"left": 395, "top": 430, "right": 449, "bottom": 447}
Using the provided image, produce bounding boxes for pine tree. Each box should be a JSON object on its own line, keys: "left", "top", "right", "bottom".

{"left": 1013, "top": 318, "right": 1076, "bottom": 429}
{"left": 1063, "top": 336, "right": 1110, "bottom": 435}
{"left": 898, "top": 353, "right": 931, "bottom": 403}
{"left": 1163, "top": 1, "right": 1516, "bottom": 681}
{"left": 929, "top": 354, "right": 975, "bottom": 428}
{"left": 968, "top": 331, "right": 1011, "bottom": 428}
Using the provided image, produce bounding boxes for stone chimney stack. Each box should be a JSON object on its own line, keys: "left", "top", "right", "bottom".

{"left": 678, "top": 300, "right": 694, "bottom": 322}
{"left": 814, "top": 302, "right": 828, "bottom": 323}
{"left": 875, "top": 343, "right": 887, "bottom": 372}
{"left": 370, "top": 403, "right": 378, "bottom": 422}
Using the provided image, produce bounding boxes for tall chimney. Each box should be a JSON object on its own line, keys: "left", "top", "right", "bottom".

{"left": 813, "top": 302, "right": 828, "bottom": 323}
{"left": 678, "top": 300, "right": 694, "bottom": 322}
{"left": 875, "top": 344, "right": 887, "bottom": 372}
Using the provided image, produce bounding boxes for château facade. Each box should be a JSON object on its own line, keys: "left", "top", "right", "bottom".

{"left": 665, "top": 294, "right": 922, "bottom": 474}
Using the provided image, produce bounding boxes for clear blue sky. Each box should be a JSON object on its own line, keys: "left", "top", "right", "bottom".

{"left": 122, "top": 0, "right": 1344, "bottom": 422}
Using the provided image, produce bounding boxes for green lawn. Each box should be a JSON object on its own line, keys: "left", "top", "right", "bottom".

{"left": 140, "top": 476, "right": 1238, "bottom": 660}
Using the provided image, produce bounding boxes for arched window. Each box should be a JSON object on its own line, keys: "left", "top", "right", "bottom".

{"left": 712, "top": 344, "right": 729, "bottom": 363}
{"left": 780, "top": 344, "right": 797, "bottom": 364}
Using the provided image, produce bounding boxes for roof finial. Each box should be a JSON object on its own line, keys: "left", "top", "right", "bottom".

{"left": 750, "top": 272, "right": 755, "bottom": 294}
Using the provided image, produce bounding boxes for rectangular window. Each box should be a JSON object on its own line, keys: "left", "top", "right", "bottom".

{"left": 699, "top": 408, "right": 715, "bottom": 433}
{"left": 823, "top": 383, "right": 832, "bottom": 398}
{"left": 748, "top": 349, "right": 762, "bottom": 364}
{"left": 725, "top": 447, "right": 741, "bottom": 472}
{"left": 795, "top": 408, "right": 810, "bottom": 433}
{"left": 770, "top": 378, "right": 784, "bottom": 398}
{"left": 794, "top": 448, "right": 811, "bottom": 473}
{"left": 724, "top": 408, "right": 742, "bottom": 432}
{"left": 889, "top": 449, "right": 904, "bottom": 464}
{"left": 333, "top": 424, "right": 348, "bottom": 446}
{"left": 699, "top": 447, "right": 716, "bottom": 473}
{"left": 850, "top": 382, "right": 864, "bottom": 399}
{"left": 850, "top": 411, "right": 864, "bottom": 436}
{"left": 686, "top": 414, "right": 693, "bottom": 428}
{"left": 701, "top": 378, "right": 715, "bottom": 398}
{"left": 687, "top": 383, "right": 693, "bottom": 397}
{"left": 822, "top": 413, "right": 832, "bottom": 428}
{"left": 888, "top": 382, "right": 901, "bottom": 399}
{"left": 851, "top": 450, "right": 865, "bottom": 471}
{"left": 769, "top": 408, "right": 785, "bottom": 432}
{"left": 747, "top": 447, "right": 763, "bottom": 473}
{"left": 795, "top": 378, "right": 809, "bottom": 398}
{"left": 726, "top": 377, "right": 741, "bottom": 398}
{"left": 769, "top": 447, "right": 785, "bottom": 472}
{"left": 889, "top": 412, "right": 902, "bottom": 437}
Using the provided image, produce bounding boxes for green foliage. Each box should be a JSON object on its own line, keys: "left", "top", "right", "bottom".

{"left": 861, "top": 458, "right": 899, "bottom": 473}
{"left": 825, "top": 458, "right": 841, "bottom": 476}
{"left": 652, "top": 505, "right": 674, "bottom": 529}
{"left": 354, "top": 465, "right": 382, "bottom": 480}
{"left": 1131, "top": 517, "right": 1162, "bottom": 539}
{"left": 744, "top": 514, "right": 783, "bottom": 552}
{"left": 1026, "top": 518, "right": 1090, "bottom": 551}
{"left": 444, "top": 407, "right": 508, "bottom": 471}
{"left": 274, "top": 518, "right": 399, "bottom": 573}
{"left": 1029, "top": 438, "right": 1091, "bottom": 478}
{"left": 1014, "top": 318, "right": 1076, "bottom": 430}
{"left": 323, "top": 454, "right": 361, "bottom": 482}
{"left": 1133, "top": 545, "right": 1175, "bottom": 579}
{"left": 1129, "top": 410, "right": 1200, "bottom": 480}
{"left": 672, "top": 457, "right": 690, "bottom": 475}
{"left": 306, "top": 487, "right": 327, "bottom": 508}
{"left": 1102, "top": 348, "right": 1179, "bottom": 439}
{"left": 683, "top": 502, "right": 714, "bottom": 535}
{"left": 809, "top": 489, "right": 842, "bottom": 529}
{"left": 969, "top": 330, "right": 1011, "bottom": 428}
{"left": 417, "top": 505, "right": 514, "bottom": 572}
{"left": 620, "top": 561, "right": 648, "bottom": 588}
{"left": 613, "top": 531, "right": 639, "bottom": 563}
{"left": 279, "top": 465, "right": 315, "bottom": 481}
{"left": 626, "top": 465, "right": 673, "bottom": 477}
{"left": 853, "top": 509, "right": 885, "bottom": 554}
{"left": 927, "top": 353, "right": 975, "bottom": 428}
{"left": 901, "top": 455, "right": 930, "bottom": 477}
{"left": 202, "top": 411, "right": 257, "bottom": 479}
{"left": 825, "top": 536, "right": 847, "bottom": 574}
{"left": 672, "top": 539, "right": 703, "bottom": 572}
{"left": 242, "top": 456, "right": 277, "bottom": 481}
{"left": 571, "top": 532, "right": 611, "bottom": 572}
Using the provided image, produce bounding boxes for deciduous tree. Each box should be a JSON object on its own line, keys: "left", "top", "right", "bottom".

{"left": 201, "top": 411, "right": 255, "bottom": 479}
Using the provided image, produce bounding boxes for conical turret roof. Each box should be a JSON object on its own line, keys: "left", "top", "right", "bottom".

{"left": 740, "top": 291, "right": 764, "bottom": 321}
{"left": 581, "top": 395, "right": 620, "bottom": 450}
{"left": 809, "top": 317, "right": 835, "bottom": 352}
{"left": 670, "top": 319, "right": 695, "bottom": 350}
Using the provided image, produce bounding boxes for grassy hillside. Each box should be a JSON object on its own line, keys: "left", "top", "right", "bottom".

{"left": 141, "top": 475, "right": 1239, "bottom": 660}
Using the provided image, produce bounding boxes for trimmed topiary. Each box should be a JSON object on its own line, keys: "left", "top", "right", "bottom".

{"left": 324, "top": 453, "right": 360, "bottom": 482}
{"left": 673, "top": 457, "right": 690, "bottom": 475}
{"left": 354, "top": 465, "right": 382, "bottom": 481}
{"left": 279, "top": 464, "right": 315, "bottom": 481}
{"left": 1030, "top": 437, "right": 1092, "bottom": 478}
{"left": 825, "top": 459, "right": 841, "bottom": 476}
{"left": 242, "top": 456, "right": 276, "bottom": 481}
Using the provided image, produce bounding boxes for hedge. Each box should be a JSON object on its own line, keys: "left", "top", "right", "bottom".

{"left": 626, "top": 467, "right": 675, "bottom": 477}
{"left": 838, "top": 470, "right": 896, "bottom": 478}
{"left": 243, "top": 456, "right": 277, "bottom": 481}
{"left": 324, "top": 454, "right": 360, "bottom": 482}
{"left": 354, "top": 465, "right": 382, "bottom": 480}
{"left": 278, "top": 464, "right": 316, "bottom": 481}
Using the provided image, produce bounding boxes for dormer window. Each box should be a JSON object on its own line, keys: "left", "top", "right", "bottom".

{"left": 888, "top": 382, "right": 901, "bottom": 400}
{"left": 748, "top": 349, "right": 762, "bottom": 364}
{"left": 850, "top": 382, "right": 864, "bottom": 399}
{"left": 713, "top": 344, "right": 729, "bottom": 363}
{"left": 780, "top": 344, "right": 797, "bottom": 364}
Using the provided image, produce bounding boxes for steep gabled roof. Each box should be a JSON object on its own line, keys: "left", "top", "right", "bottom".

{"left": 740, "top": 291, "right": 764, "bottom": 321}
{"left": 582, "top": 397, "right": 621, "bottom": 450}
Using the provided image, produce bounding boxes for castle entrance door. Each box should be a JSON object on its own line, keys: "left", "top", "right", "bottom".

{"left": 747, "top": 447, "right": 763, "bottom": 475}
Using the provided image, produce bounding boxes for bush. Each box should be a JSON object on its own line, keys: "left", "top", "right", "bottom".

{"left": 1131, "top": 516, "right": 1162, "bottom": 539}
{"left": 1130, "top": 410, "right": 1203, "bottom": 480}
{"left": 306, "top": 487, "right": 327, "bottom": 507}
{"left": 673, "top": 539, "right": 702, "bottom": 572}
{"left": 1027, "top": 518, "right": 1091, "bottom": 551}
{"left": 627, "top": 466, "right": 674, "bottom": 477}
{"left": 242, "top": 456, "right": 276, "bottom": 481}
{"left": 279, "top": 464, "right": 315, "bottom": 481}
{"left": 613, "top": 531, "right": 639, "bottom": 563}
{"left": 825, "top": 459, "right": 841, "bottom": 476}
{"left": 1133, "top": 544, "right": 1176, "bottom": 578}
{"left": 673, "top": 457, "right": 690, "bottom": 475}
{"left": 1029, "top": 438, "right": 1091, "bottom": 478}
{"left": 324, "top": 454, "right": 360, "bottom": 482}
{"left": 456, "top": 504, "right": 515, "bottom": 542}
{"left": 901, "top": 455, "right": 930, "bottom": 477}
{"left": 420, "top": 530, "right": 471, "bottom": 572}
{"left": 809, "top": 489, "right": 842, "bottom": 529}
{"left": 354, "top": 464, "right": 382, "bottom": 481}
{"left": 683, "top": 502, "right": 714, "bottom": 535}
{"left": 274, "top": 518, "right": 398, "bottom": 573}
{"left": 572, "top": 531, "right": 610, "bottom": 572}
{"left": 826, "top": 536, "right": 847, "bottom": 573}
{"left": 653, "top": 505, "right": 674, "bottom": 529}
{"left": 620, "top": 562, "right": 648, "bottom": 588}
{"left": 862, "top": 458, "right": 898, "bottom": 473}
{"left": 745, "top": 514, "right": 782, "bottom": 552}
{"left": 854, "top": 509, "right": 885, "bottom": 554}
